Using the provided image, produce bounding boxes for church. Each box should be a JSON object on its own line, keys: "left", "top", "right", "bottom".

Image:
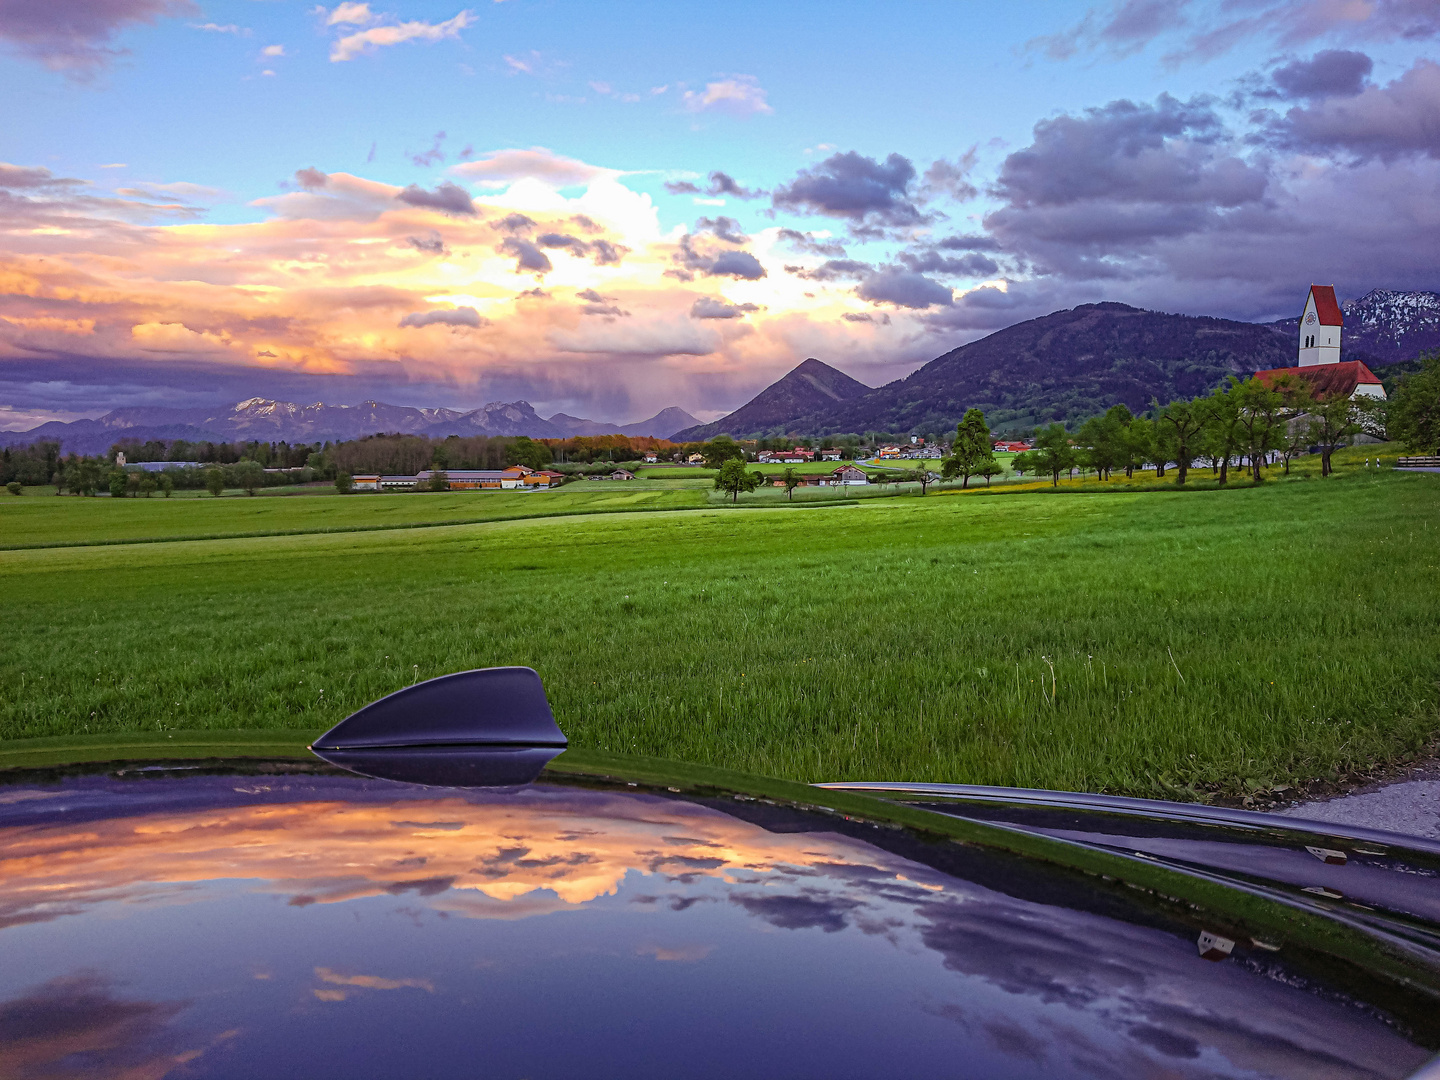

{"left": 1254, "top": 285, "right": 1386, "bottom": 400}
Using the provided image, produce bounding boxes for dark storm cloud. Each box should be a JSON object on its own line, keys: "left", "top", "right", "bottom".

{"left": 398, "top": 306, "right": 484, "bottom": 328}
{"left": 771, "top": 151, "right": 926, "bottom": 229}
{"left": 708, "top": 250, "right": 766, "bottom": 280}
{"left": 994, "top": 94, "right": 1262, "bottom": 211}
{"left": 575, "top": 288, "right": 608, "bottom": 303}
{"left": 0, "top": 0, "right": 196, "bottom": 75}
{"left": 694, "top": 215, "right": 747, "bottom": 244}
{"left": 1266, "top": 50, "right": 1373, "bottom": 100}
{"left": 1259, "top": 59, "right": 1440, "bottom": 161}
{"left": 897, "top": 247, "right": 999, "bottom": 277}
{"left": 294, "top": 167, "right": 329, "bottom": 190}
{"left": 396, "top": 181, "right": 476, "bottom": 216}
{"left": 537, "top": 232, "right": 588, "bottom": 252}
{"left": 664, "top": 180, "right": 701, "bottom": 195}
{"left": 690, "top": 297, "right": 758, "bottom": 319}
{"left": 920, "top": 153, "right": 979, "bottom": 202}
{"left": 935, "top": 234, "right": 1003, "bottom": 252}
{"left": 497, "top": 237, "right": 553, "bottom": 274}
{"left": 856, "top": 270, "right": 953, "bottom": 309}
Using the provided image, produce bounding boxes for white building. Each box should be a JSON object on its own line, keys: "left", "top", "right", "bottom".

{"left": 1298, "top": 284, "right": 1343, "bottom": 367}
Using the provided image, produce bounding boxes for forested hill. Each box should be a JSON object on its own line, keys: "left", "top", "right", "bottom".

{"left": 795, "top": 303, "right": 1295, "bottom": 436}
{"left": 672, "top": 358, "right": 871, "bottom": 441}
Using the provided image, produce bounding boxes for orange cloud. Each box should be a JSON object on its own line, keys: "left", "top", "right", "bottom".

{"left": 0, "top": 158, "right": 927, "bottom": 417}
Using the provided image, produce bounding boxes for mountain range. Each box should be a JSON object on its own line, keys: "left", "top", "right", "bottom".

{"left": 5, "top": 288, "right": 1433, "bottom": 452}
{"left": 681, "top": 289, "right": 1437, "bottom": 439}
{"left": 1, "top": 399, "right": 700, "bottom": 456}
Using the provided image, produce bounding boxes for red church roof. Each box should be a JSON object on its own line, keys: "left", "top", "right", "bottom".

{"left": 1254, "top": 360, "right": 1380, "bottom": 399}
{"left": 1309, "top": 285, "right": 1343, "bottom": 326}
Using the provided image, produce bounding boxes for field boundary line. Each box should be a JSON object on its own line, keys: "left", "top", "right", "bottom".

{"left": 0, "top": 497, "right": 864, "bottom": 552}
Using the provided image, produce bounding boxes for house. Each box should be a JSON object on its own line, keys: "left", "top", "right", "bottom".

{"left": 686, "top": 453, "right": 705, "bottom": 464}
{"left": 832, "top": 465, "right": 869, "bottom": 486}
{"left": 610, "top": 469, "right": 636, "bottom": 480}
{"left": 379, "top": 474, "right": 420, "bottom": 490}
{"left": 877, "top": 446, "right": 902, "bottom": 459}
{"left": 820, "top": 449, "right": 842, "bottom": 461}
{"left": 526, "top": 470, "right": 565, "bottom": 489}
{"left": 1253, "top": 286, "right": 1386, "bottom": 401}
{"left": 994, "top": 441, "right": 1030, "bottom": 453}
{"left": 643, "top": 451, "right": 658, "bottom": 463}
{"left": 352, "top": 473, "right": 380, "bottom": 492}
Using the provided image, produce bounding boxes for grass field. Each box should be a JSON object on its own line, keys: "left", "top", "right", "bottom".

{"left": 3, "top": 458, "right": 1437, "bottom": 800}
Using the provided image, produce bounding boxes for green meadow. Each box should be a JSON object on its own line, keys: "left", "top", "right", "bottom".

{"left": 2, "top": 454, "right": 1437, "bottom": 800}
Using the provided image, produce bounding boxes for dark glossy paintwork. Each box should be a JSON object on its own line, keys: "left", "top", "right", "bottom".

{"left": 1, "top": 755, "right": 1438, "bottom": 1079}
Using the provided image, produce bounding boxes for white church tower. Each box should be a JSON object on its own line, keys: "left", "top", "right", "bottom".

{"left": 1298, "top": 284, "right": 1343, "bottom": 367}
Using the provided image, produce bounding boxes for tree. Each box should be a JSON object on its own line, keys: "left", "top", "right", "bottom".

{"left": 5, "top": 481, "right": 20, "bottom": 496}
{"left": 1152, "top": 400, "right": 1209, "bottom": 483}
{"left": 979, "top": 459, "right": 1003, "bottom": 487}
{"left": 1202, "top": 380, "right": 1245, "bottom": 485}
{"left": 1076, "top": 405, "right": 1130, "bottom": 480}
{"left": 205, "top": 468, "right": 226, "bottom": 497}
{"left": 913, "top": 468, "right": 937, "bottom": 494}
{"left": 948, "top": 408, "right": 994, "bottom": 488}
{"left": 505, "top": 437, "right": 552, "bottom": 471}
{"left": 334, "top": 472, "right": 354, "bottom": 495}
{"left": 780, "top": 466, "right": 800, "bottom": 501}
{"left": 108, "top": 471, "right": 128, "bottom": 498}
{"left": 1030, "top": 424, "right": 1076, "bottom": 487}
{"left": 1307, "top": 392, "right": 1365, "bottom": 477}
{"left": 1386, "top": 349, "right": 1440, "bottom": 453}
{"left": 234, "top": 460, "right": 264, "bottom": 496}
{"left": 714, "top": 457, "right": 762, "bottom": 503}
{"left": 1121, "top": 415, "right": 1155, "bottom": 478}
{"left": 428, "top": 469, "right": 449, "bottom": 492}
{"left": 1231, "top": 377, "right": 1286, "bottom": 482}
{"left": 160, "top": 474, "right": 174, "bottom": 498}
{"left": 1271, "top": 376, "right": 1314, "bottom": 475}
{"left": 701, "top": 437, "right": 746, "bottom": 471}
{"left": 138, "top": 475, "right": 157, "bottom": 498}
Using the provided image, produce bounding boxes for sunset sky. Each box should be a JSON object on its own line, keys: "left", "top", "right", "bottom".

{"left": 2, "top": 0, "right": 1438, "bottom": 427}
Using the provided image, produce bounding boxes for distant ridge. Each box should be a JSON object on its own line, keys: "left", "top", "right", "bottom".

{"left": 672, "top": 358, "right": 871, "bottom": 441}
{"left": 547, "top": 406, "right": 700, "bottom": 440}
{"left": 0, "top": 397, "right": 697, "bottom": 455}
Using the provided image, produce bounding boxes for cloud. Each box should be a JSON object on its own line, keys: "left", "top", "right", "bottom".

{"left": 690, "top": 297, "right": 759, "bottom": 319}
{"left": 704, "top": 171, "right": 764, "bottom": 199}
{"left": 1259, "top": 58, "right": 1440, "bottom": 161}
{"left": 0, "top": 163, "right": 85, "bottom": 191}
{"left": 452, "top": 148, "right": 618, "bottom": 189}
{"left": 536, "top": 232, "right": 629, "bottom": 266}
{"left": 398, "top": 306, "right": 483, "bottom": 328}
{"left": 1030, "top": 0, "right": 1192, "bottom": 61}
{"left": 295, "top": 167, "right": 329, "bottom": 190}
{"left": 329, "top": 9, "right": 471, "bottom": 62}
{"left": 314, "top": 967, "right": 433, "bottom": 992}
{"left": 409, "top": 131, "right": 447, "bottom": 168}
{"left": 708, "top": 250, "right": 766, "bottom": 280}
{"left": 0, "top": 0, "right": 197, "bottom": 75}
{"left": 856, "top": 270, "right": 954, "bottom": 309}
{"left": 1266, "top": 50, "right": 1374, "bottom": 100}
{"left": 772, "top": 151, "right": 925, "bottom": 229}
{"left": 776, "top": 229, "right": 847, "bottom": 258}
{"left": 681, "top": 76, "right": 773, "bottom": 116}
{"left": 325, "top": 2, "right": 374, "bottom": 25}
{"left": 191, "top": 22, "right": 241, "bottom": 33}
{"left": 921, "top": 151, "right": 980, "bottom": 202}
{"left": 396, "top": 181, "right": 476, "bottom": 216}
{"left": 787, "top": 258, "right": 873, "bottom": 282}
{"left": 897, "top": 246, "right": 999, "bottom": 277}
{"left": 498, "top": 237, "right": 553, "bottom": 274}
{"left": 261, "top": 43, "right": 285, "bottom": 57}
{"left": 694, "top": 215, "right": 747, "bottom": 244}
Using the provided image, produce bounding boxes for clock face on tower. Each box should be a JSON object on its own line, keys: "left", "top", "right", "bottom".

{"left": 1304, "top": 312, "right": 1317, "bottom": 325}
